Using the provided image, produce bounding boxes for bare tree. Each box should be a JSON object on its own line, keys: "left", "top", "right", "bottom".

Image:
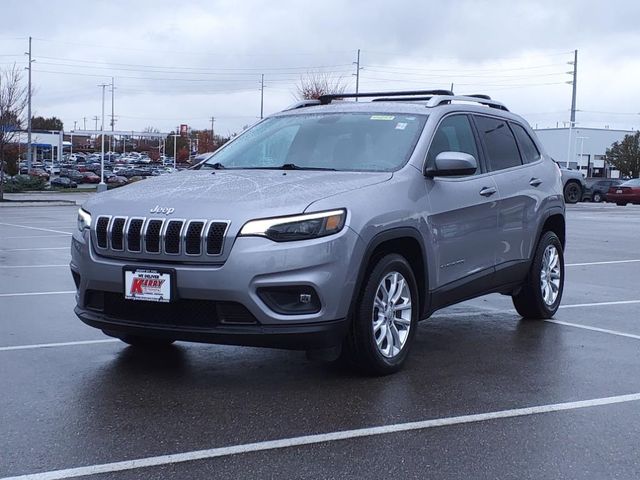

{"left": 296, "top": 72, "right": 347, "bottom": 100}
{"left": 0, "top": 64, "right": 28, "bottom": 201}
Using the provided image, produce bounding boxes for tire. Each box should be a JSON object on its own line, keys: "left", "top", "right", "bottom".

{"left": 114, "top": 334, "right": 175, "bottom": 349}
{"left": 512, "top": 231, "right": 564, "bottom": 319}
{"left": 343, "top": 253, "right": 419, "bottom": 376}
{"left": 563, "top": 182, "right": 582, "bottom": 204}
{"left": 592, "top": 192, "right": 603, "bottom": 203}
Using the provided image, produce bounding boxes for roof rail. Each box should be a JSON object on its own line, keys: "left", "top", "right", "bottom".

{"left": 282, "top": 99, "right": 321, "bottom": 111}
{"left": 426, "top": 95, "right": 509, "bottom": 111}
{"left": 318, "top": 89, "right": 454, "bottom": 105}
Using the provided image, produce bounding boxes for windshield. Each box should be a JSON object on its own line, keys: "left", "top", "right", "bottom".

{"left": 621, "top": 179, "right": 640, "bottom": 186}
{"left": 202, "top": 112, "right": 427, "bottom": 172}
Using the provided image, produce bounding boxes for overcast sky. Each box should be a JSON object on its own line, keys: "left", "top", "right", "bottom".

{"left": 2, "top": 0, "right": 640, "bottom": 135}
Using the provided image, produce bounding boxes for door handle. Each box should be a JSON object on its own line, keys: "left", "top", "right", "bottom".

{"left": 479, "top": 186, "right": 497, "bottom": 197}
{"left": 529, "top": 178, "right": 542, "bottom": 187}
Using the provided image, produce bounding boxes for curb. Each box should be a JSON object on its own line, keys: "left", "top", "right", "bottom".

{"left": 0, "top": 200, "right": 78, "bottom": 207}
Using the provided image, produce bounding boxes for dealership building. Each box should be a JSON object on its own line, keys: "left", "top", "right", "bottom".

{"left": 534, "top": 127, "right": 635, "bottom": 178}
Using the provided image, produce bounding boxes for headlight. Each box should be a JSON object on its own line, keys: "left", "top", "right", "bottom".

{"left": 240, "top": 209, "right": 346, "bottom": 242}
{"left": 77, "top": 208, "right": 92, "bottom": 231}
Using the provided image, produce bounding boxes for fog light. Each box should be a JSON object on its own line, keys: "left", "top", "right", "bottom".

{"left": 258, "top": 286, "right": 321, "bottom": 315}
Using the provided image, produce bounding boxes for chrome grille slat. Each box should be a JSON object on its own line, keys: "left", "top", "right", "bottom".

{"left": 206, "top": 221, "right": 228, "bottom": 256}
{"left": 164, "top": 220, "right": 185, "bottom": 255}
{"left": 126, "top": 218, "right": 144, "bottom": 252}
{"left": 185, "top": 220, "right": 205, "bottom": 255}
{"left": 144, "top": 219, "right": 164, "bottom": 254}
{"left": 110, "top": 217, "right": 127, "bottom": 251}
{"left": 95, "top": 216, "right": 110, "bottom": 248}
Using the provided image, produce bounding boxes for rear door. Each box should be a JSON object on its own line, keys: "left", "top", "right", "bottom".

{"left": 472, "top": 116, "right": 546, "bottom": 270}
{"left": 425, "top": 114, "right": 499, "bottom": 289}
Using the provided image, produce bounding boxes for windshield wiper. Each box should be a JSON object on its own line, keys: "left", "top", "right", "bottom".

{"left": 201, "top": 162, "right": 226, "bottom": 170}
{"left": 246, "top": 163, "right": 336, "bottom": 171}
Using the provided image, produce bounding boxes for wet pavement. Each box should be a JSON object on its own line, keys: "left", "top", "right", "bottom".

{"left": 1, "top": 202, "right": 639, "bottom": 479}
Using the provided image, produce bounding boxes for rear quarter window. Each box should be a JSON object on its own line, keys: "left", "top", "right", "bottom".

{"left": 510, "top": 123, "right": 541, "bottom": 163}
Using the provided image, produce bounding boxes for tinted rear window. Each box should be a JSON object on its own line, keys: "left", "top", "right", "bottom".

{"left": 474, "top": 116, "right": 522, "bottom": 171}
{"left": 511, "top": 123, "right": 541, "bottom": 163}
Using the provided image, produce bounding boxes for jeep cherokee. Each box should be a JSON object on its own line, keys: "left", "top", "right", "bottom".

{"left": 71, "top": 90, "right": 566, "bottom": 375}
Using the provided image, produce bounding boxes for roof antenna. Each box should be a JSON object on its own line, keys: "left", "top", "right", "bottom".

{"left": 450, "top": 83, "right": 454, "bottom": 94}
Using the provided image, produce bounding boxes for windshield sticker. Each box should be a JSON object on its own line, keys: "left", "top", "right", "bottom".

{"left": 395, "top": 122, "right": 408, "bottom": 130}
{"left": 370, "top": 115, "right": 395, "bottom": 121}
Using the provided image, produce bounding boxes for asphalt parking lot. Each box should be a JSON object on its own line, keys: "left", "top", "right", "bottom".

{"left": 1, "top": 202, "right": 639, "bottom": 480}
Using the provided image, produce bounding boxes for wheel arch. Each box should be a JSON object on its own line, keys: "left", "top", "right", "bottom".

{"left": 536, "top": 210, "right": 566, "bottom": 253}
{"left": 350, "top": 228, "right": 429, "bottom": 320}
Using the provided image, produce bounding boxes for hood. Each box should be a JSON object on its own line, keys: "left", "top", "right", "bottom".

{"left": 83, "top": 169, "right": 392, "bottom": 220}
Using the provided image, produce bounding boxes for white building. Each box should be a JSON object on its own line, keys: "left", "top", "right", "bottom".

{"left": 534, "top": 127, "right": 635, "bottom": 179}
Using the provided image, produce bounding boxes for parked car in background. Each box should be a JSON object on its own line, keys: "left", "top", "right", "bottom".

{"left": 64, "top": 170, "right": 85, "bottom": 183}
{"left": 81, "top": 171, "right": 101, "bottom": 184}
{"left": 28, "top": 168, "right": 50, "bottom": 180}
{"left": 584, "top": 178, "right": 624, "bottom": 203}
{"left": 50, "top": 177, "right": 78, "bottom": 189}
{"left": 558, "top": 166, "right": 586, "bottom": 204}
{"left": 106, "top": 175, "right": 128, "bottom": 186}
{"left": 607, "top": 179, "right": 640, "bottom": 206}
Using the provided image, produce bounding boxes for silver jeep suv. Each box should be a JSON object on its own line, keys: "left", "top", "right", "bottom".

{"left": 71, "top": 90, "right": 565, "bottom": 375}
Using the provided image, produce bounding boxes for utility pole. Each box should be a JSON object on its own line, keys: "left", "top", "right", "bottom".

{"left": 110, "top": 77, "right": 115, "bottom": 153}
{"left": 82, "top": 117, "right": 87, "bottom": 130}
{"left": 210, "top": 116, "right": 215, "bottom": 140}
{"left": 566, "top": 49, "right": 578, "bottom": 168}
{"left": 93, "top": 116, "right": 99, "bottom": 131}
{"left": 353, "top": 49, "right": 362, "bottom": 100}
{"left": 25, "top": 36, "right": 34, "bottom": 169}
{"left": 260, "top": 74, "right": 264, "bottom": 119}
{"left": 98, "top": 83, "right": 108, "bottom": 192}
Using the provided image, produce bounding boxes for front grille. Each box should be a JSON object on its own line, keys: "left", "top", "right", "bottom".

{"left": 96, "top": 217, "right": 110, "bottom": 248}
{"left": 185, "top": 221, "right": 205, "bottom": 255}
{"left": 207, "top": 222, "right": 227, "bottom": 255}
{"left": 93, "top": 216, "right": 229, "bottom": 260}
{"left": 164, "top": 220, "right": 184, "bottom": 254}
{"left": 85, "top": 290, "right": 258, "bottom": 328}
{"left": 127, "top": 219, "right": 144, "bottom": 252}
{"left": 145, "top": 219, "right": 163, "bottom": 253}
{"left": 111, "top": 218, "right": 126, "bottom": 250}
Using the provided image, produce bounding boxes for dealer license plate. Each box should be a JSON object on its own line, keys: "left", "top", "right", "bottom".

{"left": 124, "top": 268, "right": 172, "bottom": 303}
{"left": 616, "top": 189, "right": 623, "bottom": 193}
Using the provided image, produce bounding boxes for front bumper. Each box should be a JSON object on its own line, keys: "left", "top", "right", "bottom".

{"left": 76, "top": 307, "right": 348, "bottom": 350}
{"left": 70, "top": 225, "right": 364, "bottom": 349}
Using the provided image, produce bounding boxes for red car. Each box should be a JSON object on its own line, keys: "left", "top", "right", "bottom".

{"left": 81, "top": 171, "right": 101, "bottom": 184}
{"left": 607, "top": 179, "right": 640, "bottom": 206}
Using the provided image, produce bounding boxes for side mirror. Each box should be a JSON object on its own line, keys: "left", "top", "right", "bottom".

{"left": 425, "top": 151, "right": 477, "bottom": 177}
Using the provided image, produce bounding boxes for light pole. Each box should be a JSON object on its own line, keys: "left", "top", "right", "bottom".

{"left": 98, "top": 83, "right": 108, "bottom": 192}
{"left": 577, "top": 136, "right": 589, "bottom": 177}
{"left": 171, "top": 133, "right": 179, "bottom": 170}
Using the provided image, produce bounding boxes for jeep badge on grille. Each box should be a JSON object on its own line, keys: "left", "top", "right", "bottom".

{"left": 150, "top": 205, "right": 175, "bottom": 215}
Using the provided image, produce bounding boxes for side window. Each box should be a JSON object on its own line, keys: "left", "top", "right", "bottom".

{"left": 511, "top": 123, "right": 541, "bottom": 164}
{"left": 426, "top": 115, "right": 479, "bottom": 174}
{"left": 474, "top": 116, "right": 522, "bottom": 171}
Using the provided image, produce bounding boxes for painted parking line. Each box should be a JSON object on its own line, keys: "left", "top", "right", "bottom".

{"left": 3, "top": 391, "right": 640, "bottom": 480}
{"left": 0, "top": 339, "right": 118, "bottom": 352}
{"left": 1, "top": 235, "right": 72, "bottom": 240}
{"left": 0, "top": 291, "right": 75, "bottom": 298}
{"left": 566, "top": 259, "right": 640, "bottom": 267}
{"left": 0, "top": 223, "right": 73, "bottom": 236}
{"left": 0, "top": 247, "right": 69, "bottom": 252}
{"left": 545, "top": 320, "right": 640, "bottom": 341}
{"left": 560, "top": 300, "right": 640, "bottom": 309}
